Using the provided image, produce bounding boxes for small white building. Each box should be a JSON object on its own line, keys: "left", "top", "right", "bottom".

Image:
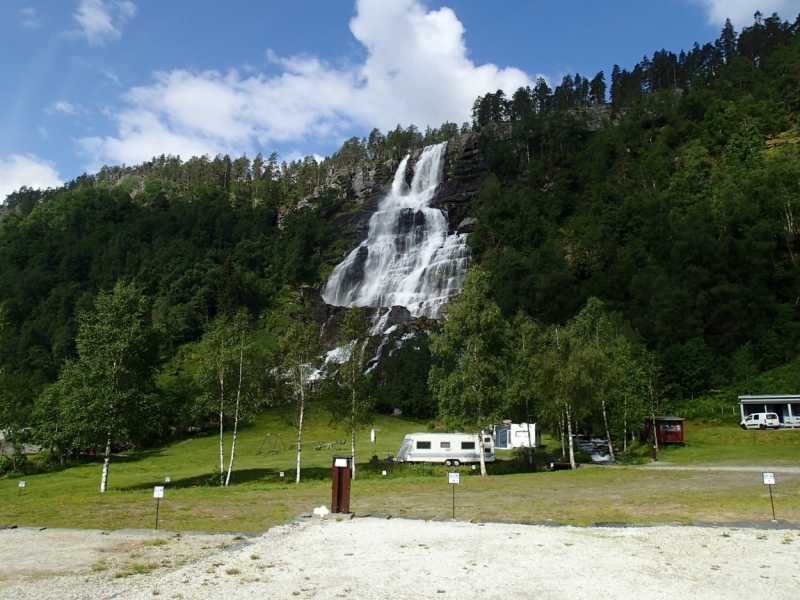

{"left": 738, "top": 395, "right": 800, "bottom": 428}
{"left": 493, "top": 423, "right": 541, "bottom": 449}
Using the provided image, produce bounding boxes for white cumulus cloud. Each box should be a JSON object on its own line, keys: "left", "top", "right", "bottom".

{"left": 0, "top": 155, "right": 63, "bottom": 200}
{"left": 73, "top": 0, "right": 137, "bottom": 45}
{"left": 79, "top": 0, "right": 533, "bottom": 168}
{"left": 46, "top": 101, "right": 86, "bottom": 116}
{"left": 691, "top": 0, "right": 800, "bottom": 26}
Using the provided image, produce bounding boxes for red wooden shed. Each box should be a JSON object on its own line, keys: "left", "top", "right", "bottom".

{"left": 642, "top": 417, "right": 685, "bottom": 444}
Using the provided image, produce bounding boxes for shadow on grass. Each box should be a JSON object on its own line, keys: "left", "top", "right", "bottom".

{"left": 116, "top": 457, "right": 555, "bottom": 492}
{"left": 117, "top": 466, "right": 338, "bottom": 491}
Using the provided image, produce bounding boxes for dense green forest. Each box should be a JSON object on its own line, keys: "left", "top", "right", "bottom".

{"left": 2, "top": 12, "right": 800, "bottom": 472}
{"left": 468, "top": 12, "right": 800, "bottom": 399}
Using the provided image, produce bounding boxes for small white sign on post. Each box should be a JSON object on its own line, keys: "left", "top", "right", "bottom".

{"left": 334, "top": 458, "right": 348, "bottom": 468}
{"left": 448, "top": 472, "right": 460, "bottom": 485}
{"left": 381, "top": 470, "right": 387, "bottom": 476}
{"left": 763, "top": 472, "right": 776, "bottom": 485}
{"left": 153, "top": 486, "right": 165, "bottom": 499}
{"left": 165, "top": 477, "right": 171, "bottom": 483}
{"left": 18, "top": 481, "right": 26, "bottom": 488}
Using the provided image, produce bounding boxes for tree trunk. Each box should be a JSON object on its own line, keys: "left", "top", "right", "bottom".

{"left": 478, "top": 430, "right": 487, "bottom": 476}
{"left": 351, "top": 385, "right": 357, "bottom": 481}
{"left": 296, "top": 376, "right": 305, "bottom": 484}
{"left": 559, "top": 416, "right": 565, "bottom": 459}
{"left": 99, "top": 430, "right": 112, "bottom": 493}
{"left": 601, "top": 399, "right": 615, "bottom": 461}
{"left": 623, "top": 414, "right": 628, "bottom": 453}
{"left": 218, "top": 367, "right": 225, "bottom": 487}
{"left": 565, "top": 404, "right": 577, "bottom": 469}
{"left": 225, "top": 342, "right": 245, "bottom": 487}
{"left": 525, "top": 399, "right": 533, "bottom": 465}
{"left": 218, "top": 409, "right": 225, "bottom": 486}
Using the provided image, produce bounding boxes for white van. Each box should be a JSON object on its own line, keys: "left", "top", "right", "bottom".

{"left": 741, "top": 413, "right": 781, "bottom": 429}
{"left": 395, "top": 432, "right": 495, "bottom": 466}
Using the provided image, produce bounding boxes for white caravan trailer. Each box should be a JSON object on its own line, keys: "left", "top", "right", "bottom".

{"left": 494, "top": 423, "right": 542, "bottom": 450}
{"left": 395, "top": 432, "right": 495, "bottom": 466}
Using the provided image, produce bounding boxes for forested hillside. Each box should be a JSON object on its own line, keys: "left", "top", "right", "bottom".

{"left": 468, "top": 12, "right": 800, "bottom": 399}
{"left": 2, "top": 12, "right": 800, "bottom": 468}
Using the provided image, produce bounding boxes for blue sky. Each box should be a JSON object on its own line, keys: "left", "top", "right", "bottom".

{"left": 1, "top": 0, "right": 799, "bottom": 198}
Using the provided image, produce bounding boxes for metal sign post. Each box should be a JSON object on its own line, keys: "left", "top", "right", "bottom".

{"left": 762, "top": 472, "right": 777, "bottom": 522}
{"left": 371, "top": 429, "right": 377, "bottom": 455}
{"left": 18, "top": 481, "right": 25, "bottom": 498}
{"left": 153, "top": 486, "right": 165, "bottom": 530}
{"left": 448, "top": 472, "right": 460, "bottom": 518}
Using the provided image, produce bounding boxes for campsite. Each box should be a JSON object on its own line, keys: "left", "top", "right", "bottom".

{"left": 2, "top": 408, "right": 799, "bottom": 531}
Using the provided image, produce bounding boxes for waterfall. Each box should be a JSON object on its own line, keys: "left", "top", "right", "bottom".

{"left": 322, "top": 142, "right": 470, "bottom": 322}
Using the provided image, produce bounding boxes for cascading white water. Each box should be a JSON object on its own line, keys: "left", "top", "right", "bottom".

{"left": 322, "top": 142, "right": 470, "bottom": 322}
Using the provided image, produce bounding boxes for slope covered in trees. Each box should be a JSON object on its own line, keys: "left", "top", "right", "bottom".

{"left": 467, "top": 12, "right": 800, "bottom": 398}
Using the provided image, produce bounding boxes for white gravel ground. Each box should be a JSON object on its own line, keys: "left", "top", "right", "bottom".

{"left": 2, "top": 518, "right": 799, "bottom": 599}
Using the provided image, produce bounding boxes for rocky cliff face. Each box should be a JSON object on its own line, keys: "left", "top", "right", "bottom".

{"left": 319, "top": 132, "right": 487, "bottom": 253}
{"left": 302, "top": 132, "right": 488, "bottom": 355}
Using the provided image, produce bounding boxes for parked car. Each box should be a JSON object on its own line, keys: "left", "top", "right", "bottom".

{"left": 740, "top": 413, "right": 781, "bottom": 429}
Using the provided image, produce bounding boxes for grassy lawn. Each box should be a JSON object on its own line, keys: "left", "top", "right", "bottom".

{"left": 2, "top": 411, "right": 799, "bottom": 531}
{"left": 658, "top": 422, "right": 800, "bottom": 464}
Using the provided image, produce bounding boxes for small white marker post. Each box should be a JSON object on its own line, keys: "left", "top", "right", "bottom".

{"left": 448, "top": 472, "right": 460, "bottom": 518}
{"left": 165, "top": 477, "right": 171, "bottom": 484}
{"left": 153, "top": 486, "right": 165, "bottom": 531}
{"left": 18, "top": 481, "right": 25, "bottom": 498}
{"left": 762, "top": 472, "right": 777, "bottom": 522}
{"left": 279, "top": 471, "right": 285, "bottom": 481}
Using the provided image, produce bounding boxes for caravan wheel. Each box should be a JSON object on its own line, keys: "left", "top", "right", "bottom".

{"left": 445, "top": 459, "right": 452, "bottom": 467}
{"left": 452, "top": 460, "right": 461, "bottom": 467}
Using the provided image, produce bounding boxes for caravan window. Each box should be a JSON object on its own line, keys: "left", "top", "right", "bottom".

{"left": 440, "top": 442, "right": 451, "bottom": 449}
{"left": 461, "top": 442, "right": 475, "bottom": 450}
{"left": 416, "top": 441, "right": 431, "bottom": 450}
{"left": 484, "top": 437, "right": 492, "bottom": 444}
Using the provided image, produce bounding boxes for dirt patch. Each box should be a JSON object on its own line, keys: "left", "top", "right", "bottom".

{"left": 0, "top": 528, "right": 238, "bottom": 599}
{"left": 3, "top": 519, "right": 800, "bottom": 599}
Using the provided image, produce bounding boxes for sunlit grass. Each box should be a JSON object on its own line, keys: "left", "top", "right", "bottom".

{"left": 2, "top": 410, "right": 799, "bottom": 530}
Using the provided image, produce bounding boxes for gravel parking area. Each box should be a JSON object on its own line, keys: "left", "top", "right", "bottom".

{"left": 2, "top": 518, "right": 799, "bottom": 599}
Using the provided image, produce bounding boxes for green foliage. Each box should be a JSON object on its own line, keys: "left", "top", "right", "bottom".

{"left": 194, "top": 309, "right": 272, "bottom": 486}
{"left": 0, "top": 173, "right": 343, "bottom": 387}
{"left": 33, "top": 281, "right": 160, "bottom": 487}
{"left": 429, "top": 267, "right": 510, "bottom": 433}
{"left": 372, "top": 335, "right": 437, "bottom": 418}
{"left": 467, "top": 12, "right": 800, "bottom": 399}
{"left": 326, "top": 309, "right": 374, "bottom": 433}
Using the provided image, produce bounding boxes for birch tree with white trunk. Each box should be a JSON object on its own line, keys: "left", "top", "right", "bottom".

{"left": 429, "top": 267, "right": 510, "bottom": 477}
{"left": 326, "top": 307, "right": 374, "bottom": 481}
{"left": 279, "top": 321, "right": 324, "bottom": 484}
{"left": 40, "top": 281, "right": 159, "bottom": 492}
{"left": 196, "top": 309, "right": 270, "bottom": 487}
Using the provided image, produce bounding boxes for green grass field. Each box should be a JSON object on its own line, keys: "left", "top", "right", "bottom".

{"left": 2, "top": 410, "right": 799, "bottom": 531}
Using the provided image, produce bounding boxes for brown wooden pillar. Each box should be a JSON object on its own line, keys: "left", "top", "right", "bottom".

{"left": 331, "top": 455, "right": 352, "bottom": 514}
